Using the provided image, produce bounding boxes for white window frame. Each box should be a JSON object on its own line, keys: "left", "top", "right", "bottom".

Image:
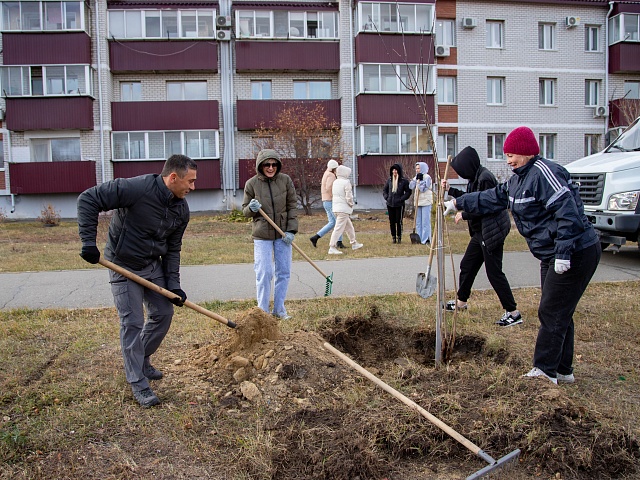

{"left": 539, "top": 78, "right": 555, "bottom": 106}
{"left": 359, "top": 63, "right": 436, "bottom": 94}
{"left": 585, "top": 25, "right": 600, "bottom": 52}
{"left": 293, "top": 80, "right": 332, "bottom": 99}
{"left": 624, "top": 81, "right": 640, "bottom": 99}
{"left": 487, "top": 133, "right": 505, "bottom": 161}
{"left": 236, "top": 10, "right": 339, "bottom": 39}
{"left": 111, "top": 130, "right": 220, "bottom": 161}
{"left": 437, "top": 133, "right": 457, "bottom": 160}
{"left": 487, "top": 77, "right": 504, "bottom": 105}
{"left": 358, "top": 125, "right": 435, "bottom": 155}
{"left": 435, "top": 19, "right": 455, "bottom": 46}
{"left": 486, "top": 20, "right": 504, "bottom": 49}
{"left": 437, "top": 76, "right": 456, "bottom": 104}
{"left": 538, "top": 22, "right": 556, "bottom": 50}
{"left": 166, "top": 81, "right": 207, "bottom": 101}
{"left": 358, "top": 2, "right": 434, "bottom": 34}
{"left": 584, "top": 134, "right": 601, "bottom": 156}
{"left": 107, "top": 9, "right": 215, "bottom": 39}
{"left": 585, "top": 79, "right": 600, "bottom": 107}
{"left": 121, "top": 82, "right": 141, "bottom": 101}
{"left": 0, "top": 64, "right": 94, "bottom": 97}
{"left": 27, "top": 135, "right": 81, "bottom": 162}
{"left": 0, "top": 1, "right": 86, "bottom": 31}
{"left": 609, "top": 13, "right": 640, "bottom": 44}
{"left": 251, "top": 80, "right": 272, "bottom": 99}
{"left": 539, "top": 134, "right": 556, "bottom": 160}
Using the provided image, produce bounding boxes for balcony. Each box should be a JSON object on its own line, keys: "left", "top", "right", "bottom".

{"left": 112, "top": 100, "right": 219, "bottom": 131}
{"left": 356, "top": 94, "right": 434, "bottom": 125}
{"left": 5, "top": 97, "right": 93, "bottom": 131}
{"left": 9, "top": 161, "right": 96, "bottom": 194}
{"left": 113, "top": 160, "right": 220, "bottom": 190}
{"left": 610, "top": 98, "right": 640, "bottom": 127}
{"left": 355, "top": 34, "right": 435, "bottom": 64}
{"left": 2, "top": 32, "right": 91, "bottom": 65}
{"left": 236, "top": 99, "right": 341, "bottom": 130}
{"left": 235, "top": 41, "right": 339, "bottom": 72}
{"left": 609, "top": 43, "right": 640, "bottom": 74}
{"left": 109, "top": 40, "right": 218, "bottom": 73}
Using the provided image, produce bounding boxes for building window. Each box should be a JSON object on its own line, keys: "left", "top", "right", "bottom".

{"left": 609, "top": 13, "right": 640, "bottom": 44}
{"left": 584, "top": 134, "right": 601, "bottom": 156}
{"left": 437, "top": 77, "right": 456, "bottom": 104}
{"left": 0, "top": 1, "right": 85, "bottom": 31}
{"left": 237, "top": 10, "right": 338, "bottom": 38}
{"left": 359, "top": 125, "right": 433, "bottom": 154}
{"left": 486, "top": 21, "right": 503, "bottom": 48}
{"left": 539, "top": 78, "right": 556, "bottom": 106}
{"left": 437, "top": 133, "right": 457, "bottom": 159}
{"left": 0, "top": 140, "right": 4, "bottom": 169}
{"left": 538, "top": 23, "right": 555, "bottom": 50}
{"left": 539, "top": 134, "right": 556, "bottom": 160}
{"left": 293, "top": 81, "right": 331, "bottom": 99}
{"left": 624, "top": 81, "right": 640, "bottom": 99}
{"left": 121, "top": 82, "right": 141, "bottom": 101}
{"left": 359, "top": 64, "right": 435, "bottom": 94}
{"left": 435, "top": 19, "right": 455, "bottom": 46}
{"left": 358, "top": 2, "right": 434, "bottom": 34}
{"left": 166, "top": 81, "right": 207, "bottom": 100}
{"left": 108, "top": 9, "right": 214, "bottom": 38}
{"left": 487, "top": 77, "right": 504, "bottom": 105}
{"left": 0, "top": 65, "right": 93, "bottom": 96}
{"left": 112, "top": 130, "right": 219, "bottom": 160}
{"left": 585, "top": 80, "right": 600, "bottom": 106}
{"left": 30, "top": 137, "right": 81, "bottom": 162}
{"left": 251, "top": 81, "right": 272, "bottom": 99}
{"left": 585, "top": 25, "right": 599, "bottom": 52}
{"left": 487, "top": 133, "right": 505, "bottom": 160}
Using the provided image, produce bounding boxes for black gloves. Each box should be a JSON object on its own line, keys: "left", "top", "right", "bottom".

{"left": 416, "top": 173, "right": 423, "bottom": 181}
{"left": 80, "top": 245, "right": 101, "bottom": 264}
{"left": 170, "top": 288, "right": 187, "bottom": 307}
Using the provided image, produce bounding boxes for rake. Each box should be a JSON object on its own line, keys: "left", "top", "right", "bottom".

{"left": 324, "top": 342, "right": 521, "bottom": 479}
{"left": 258, "top": 208, "right": 333, "bottom": 296}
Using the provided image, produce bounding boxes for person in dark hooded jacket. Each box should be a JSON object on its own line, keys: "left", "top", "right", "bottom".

{"left": 382, "top": 163, "right": 412, "bottom": 243}
{"left": 441, "top": 146, "right": 520, "bottom": 326}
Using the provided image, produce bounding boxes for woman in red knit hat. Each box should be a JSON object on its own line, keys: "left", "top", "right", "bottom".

{"left": 443, "top": 126, "right": 601, "bottom": 385}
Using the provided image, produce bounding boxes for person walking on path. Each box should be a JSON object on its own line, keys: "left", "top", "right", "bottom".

{"left": 328, "top": 165, "right": 363, "bottom": 254}
{"left": 409, "top": 161, "right": 434, "bottom": 245}
{"left": 77, "top": 154, "right": 197, "bottom": 408}
{"left": 383, "top": 163, "right": 412, "bottom": 244}
{"left": 310, "top": 159, "right": 344, "bottom": 249}
{"left": 243, "top": 149, "right": 298, "bottom": 320}
{"left": 444, "top": 127, "right": 601, "bottom": 384}
{"left": 441, "top": 146, "right": 521, "bottom": 326}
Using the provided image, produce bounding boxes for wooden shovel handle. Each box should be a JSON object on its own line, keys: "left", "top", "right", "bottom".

{"left": 98, "top": 258, "right": 236, "bottom": 328}
{"left": 257, "top": 208, "right": 329, "bottom": 279}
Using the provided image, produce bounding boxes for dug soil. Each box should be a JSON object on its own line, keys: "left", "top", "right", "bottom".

{"left": 160, "top": 306, "right": 639, "bottom": 480}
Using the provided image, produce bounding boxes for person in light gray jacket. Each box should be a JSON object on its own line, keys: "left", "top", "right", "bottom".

{"left": 328, "top": 165, "right": 363, "bottom": 255}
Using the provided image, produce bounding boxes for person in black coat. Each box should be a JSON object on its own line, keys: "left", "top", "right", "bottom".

{"left": 382, "top": 163, "right": 412, "bottom": 243}
{"left": 441, "top": 146, "right": 520, "bottom": 326}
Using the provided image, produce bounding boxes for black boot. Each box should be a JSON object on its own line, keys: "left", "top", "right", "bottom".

{"left": 397, "top": 236, "right": 402, "bottom": 244}
{"left": 337, "top": 240, "right": 346, "bottom": 249}
{"left": 310, "top": 234, "right": 320, "bottom": 248}
{"left": 392, "top": 236, "right": 397, "bottom": 244}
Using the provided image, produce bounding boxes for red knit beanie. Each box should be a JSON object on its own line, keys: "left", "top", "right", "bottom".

{"left": 503, "top": 127, "right": 539, "bottom": 155}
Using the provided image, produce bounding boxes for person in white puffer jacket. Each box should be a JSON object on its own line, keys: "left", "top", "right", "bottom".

{"left": 327, "top": 165, "right": 363, "bottom": 255}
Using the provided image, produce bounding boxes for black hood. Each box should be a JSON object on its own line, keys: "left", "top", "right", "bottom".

{"left": 451, "top": 146, "right": 480, "bottom": 181}
{"left": 389, "top": 163, "right": 404, "bottom": 178}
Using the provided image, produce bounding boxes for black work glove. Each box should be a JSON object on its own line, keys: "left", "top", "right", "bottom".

{"left": 416, "top": 173, "right": 423, "bottom": 181}
{"left": 170, "top": 288, "right": 187, "bottom": 307}
{"left": 80, "top": 245, "right": 100, "bottom": 264}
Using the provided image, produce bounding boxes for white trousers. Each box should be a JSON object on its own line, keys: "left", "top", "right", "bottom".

{"left": 329, "top": 212, "right": 357, "bottom": 248}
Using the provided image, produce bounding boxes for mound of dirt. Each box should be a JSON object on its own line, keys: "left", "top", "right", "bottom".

{"left": 162, "top": 306, "right": 639, "bottom": 480}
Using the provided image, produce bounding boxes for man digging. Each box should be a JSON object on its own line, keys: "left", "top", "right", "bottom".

{"left": 77, "top": 155, "right": 197, "bottom": 407}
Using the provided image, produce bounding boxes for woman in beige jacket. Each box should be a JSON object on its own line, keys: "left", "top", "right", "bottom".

{"left": 310, "top": 159, "right": 344, "bottom": 249}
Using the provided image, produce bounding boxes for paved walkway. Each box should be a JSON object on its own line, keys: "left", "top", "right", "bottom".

{"left": 1, "top": 247, "right": 639, "bottom": 310}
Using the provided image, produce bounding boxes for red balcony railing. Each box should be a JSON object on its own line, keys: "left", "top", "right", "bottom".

{"left": 356, "top": 94, "right": 433, "bottom": 125}
{"left": 112, "top": 100, "right": 219, "bottom": 131}
{"left": 235, "top": 41, "right": 339, "bottom": 72}
{"left": 2, "top": 32, "right": 91, "bottom": 65}
{"left": 610, "top": 98, "right": 640, "bottom": 128}
{"left": 9, "top": 161, "right": 96, "bottom": 194}
{"left": 109, "top": 40, "right": 218, "bottom": 73}
{"left": 609, "top": 42, "right": 640, "bottom": 74}
{"left": 236, "top": 99, "right": 341, "bottom": 130}
{"left": 6, "top": 97, "right": 93, "bottom": 131}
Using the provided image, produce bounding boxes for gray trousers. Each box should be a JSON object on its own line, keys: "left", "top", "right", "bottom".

{"left": 109, "top": 260, "right": 174, "bottom": 392}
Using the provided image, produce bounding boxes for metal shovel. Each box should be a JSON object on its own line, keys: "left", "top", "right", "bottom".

{"left": 416, "top": 229, "right": 437, "bottom": 298}
{"left": 409, "top": 188, "right": 421, "bottom": 245}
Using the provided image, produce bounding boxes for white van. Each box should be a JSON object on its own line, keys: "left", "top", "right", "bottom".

{"left": 565, "top": 117, "right": 640, "bottom": 252}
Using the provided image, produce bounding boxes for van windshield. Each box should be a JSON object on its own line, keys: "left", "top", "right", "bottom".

{"left": 608, "top": 117, "right": 640, "bottom": 152}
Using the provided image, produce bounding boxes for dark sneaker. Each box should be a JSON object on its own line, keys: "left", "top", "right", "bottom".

{"left": 336, "top": 241, "right": 347, "bottom": 249}
{"left": 310, "top": 235, "right": 319, "bottom": 248}
{"left": 133, "top": 387, "right": 160, "bottom": 408}
{"left": 497, "top": 311, "right": 523, "bottom": 327}
{"left": 445, "top": 300, "right": 468, "bottom": 311}
{"left": 143, "top": 364, "right": 164, "bottom": 380}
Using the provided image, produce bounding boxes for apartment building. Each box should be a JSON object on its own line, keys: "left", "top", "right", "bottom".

{"left": 0, "top": 0, "right": 637, "bottom": 218}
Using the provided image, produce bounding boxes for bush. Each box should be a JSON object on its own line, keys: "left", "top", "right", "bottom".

{"left": 38, "top": 204, "right": 61, "bottom": 226}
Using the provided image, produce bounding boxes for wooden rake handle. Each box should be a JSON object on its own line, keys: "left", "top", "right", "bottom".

{"left": 257, "top": 208, "right": 329, "bottom": 279}
{"left": 98, "top": 258, "right": 236, "bottom": 328}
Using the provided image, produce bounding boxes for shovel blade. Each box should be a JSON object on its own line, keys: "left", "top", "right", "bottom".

{"left": 416, "top": 272, "right": 436, "bottom": 298}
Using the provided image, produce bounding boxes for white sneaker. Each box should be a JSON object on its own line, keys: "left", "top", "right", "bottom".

{"left": 557, "top": 373, "right": 575, "bottom": 384}
{"left": 523, "top": 367, "right": 558, "bottom": 384}
{"left": 328, "top": 246, "right": 343, "bottom": 255}
{"left": 351, "top": 242, "right": 363, "bottom": 250}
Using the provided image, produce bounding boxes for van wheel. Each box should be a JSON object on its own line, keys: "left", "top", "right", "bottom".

{"left": 600, "top": 242, "right": 610, "bottom": 251}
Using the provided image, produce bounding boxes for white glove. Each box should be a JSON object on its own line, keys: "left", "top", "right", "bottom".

{"left": 248, "top": 199, "right": 262, "bottom": 212}
{"left": 554, "top": 259, "right": 571, "bottom": 274}
{"left": 443, "top": 199, "right": 457, "bottom": 216}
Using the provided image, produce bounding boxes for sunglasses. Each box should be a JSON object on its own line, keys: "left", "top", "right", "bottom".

{"left": 263, "top": 162, "right": 278, "bottom": 168}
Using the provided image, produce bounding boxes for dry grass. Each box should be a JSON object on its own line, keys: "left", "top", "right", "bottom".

{"left": 0, "top": 210, "right": 528, "bottom": 272}
{"left": 1, "top": 282, "right": 639, "bottom": 479}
